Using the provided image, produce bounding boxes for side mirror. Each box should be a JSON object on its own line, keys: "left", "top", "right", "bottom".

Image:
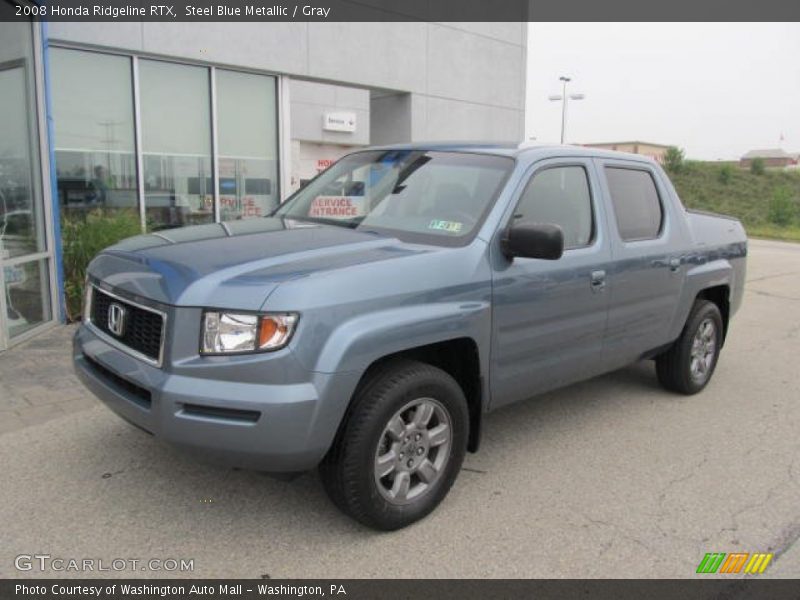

{"left": 501, "top": 222, "right": 564, "bottom": 260}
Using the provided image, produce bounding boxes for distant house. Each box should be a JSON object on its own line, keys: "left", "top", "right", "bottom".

{"left": 739, "top": 149, "right": 798, "bottom": 169}
{"left": 581, "top": 141, "right": 672, "bottom": 164}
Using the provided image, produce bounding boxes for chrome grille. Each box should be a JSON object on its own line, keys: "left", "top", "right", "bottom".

{"left": 89, "top": 285, "right": 166, "bottom": 366}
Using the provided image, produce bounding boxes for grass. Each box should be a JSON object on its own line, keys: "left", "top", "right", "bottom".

{"left": 745, "top": 224, "right": 800, "bottom": 242}
{"left": 669, "top": 162, "right": 800, "bottom": 243}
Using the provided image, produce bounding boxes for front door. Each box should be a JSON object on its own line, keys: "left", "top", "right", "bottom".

{"left": 490, "top": 158, "right": 612, "bottom": 409}
{"left": 0, "top": 15, "right": 55, "bottom": 350}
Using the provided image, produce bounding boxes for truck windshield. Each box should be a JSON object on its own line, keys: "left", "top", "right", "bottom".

{"left": 273, "top": 150, "right": 514, "bottom": 246}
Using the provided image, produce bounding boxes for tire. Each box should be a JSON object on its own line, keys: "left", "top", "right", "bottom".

{"left": 320, "top": 359, "right": 469, "bottom": 530}
{"left": 656, "top": 299, "right": 724, "bottom": 395}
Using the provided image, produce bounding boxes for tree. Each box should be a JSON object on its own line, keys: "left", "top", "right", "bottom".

{"left": 718, "top": 164, "right": 733, "bottom": 185}
{"left": 663, "top": 146, "right": 685, "bottom": 173}
{"left": 750, "top": 157, "right": 765, "bottom": 175}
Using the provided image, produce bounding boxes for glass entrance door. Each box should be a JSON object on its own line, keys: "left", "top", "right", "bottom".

{"left": 0, "top": 15, "right": 54, "bottom": 350}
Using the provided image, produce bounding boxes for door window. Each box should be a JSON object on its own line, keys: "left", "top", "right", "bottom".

{"left": 515, "top": 165, "right": 594, "bottom": 249}
{"left": 605, "top": 167, "right": 663, "bottom": 241}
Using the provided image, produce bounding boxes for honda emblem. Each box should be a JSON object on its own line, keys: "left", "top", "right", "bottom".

{"left": 107, "top": 303, "right": 126, "bottom": 337}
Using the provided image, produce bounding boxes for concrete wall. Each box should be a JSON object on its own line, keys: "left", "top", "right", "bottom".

{"left": 47, "top": 22, "right": 527, "bottom": 143}
{"left": 290, "top": 79, "right": 370, "bottom": 146}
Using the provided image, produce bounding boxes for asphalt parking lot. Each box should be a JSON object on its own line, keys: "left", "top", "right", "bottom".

{"left": 1, "top": 238, "right": 798, "bottom": 579}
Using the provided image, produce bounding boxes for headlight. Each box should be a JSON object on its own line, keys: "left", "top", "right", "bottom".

{"left": 82, "top": 277, "right": 93, "bottom": 322}
{"left": 201, "top": 311, "right": 298, "bottom": 355}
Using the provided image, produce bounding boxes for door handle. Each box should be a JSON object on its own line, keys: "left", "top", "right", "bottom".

{"left": 669, "top": 257, "right": 681, "bottom": 272}
{"left": 590, "top": 270, "right": 606, "bottom": 292}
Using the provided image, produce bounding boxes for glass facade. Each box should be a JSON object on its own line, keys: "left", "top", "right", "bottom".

{"left": 217, "top": 69, "right": 280, "bottom": 219}
{"left": 51, "top": 49, "right": 137, "bottom": 218}
{"left": 4, "top": 258, "right": 51, "bottom": 339}
{"left": 140, "top": 60, "right": 214, "bottom": 230}
{"left": 50, "top": 49, "right": 281, "bottom": 232}
{"left": 0, "top": 14, "right": 54, "bottom": 347}
{"left": 0, "top": 65, "right": 46, "bottom": 259}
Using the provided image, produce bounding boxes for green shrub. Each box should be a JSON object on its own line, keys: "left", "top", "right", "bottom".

{"left": 61, "top": 209, "right": 142, "bottom": 321}
{"left": 768, "top": 187, "right": 796, "bottom": 227}
{"left": 664, "top": 146, "right": 686, "bottom": 174}
{"left": 718, "top": 165, "right": 733, "bottom": 185}
{"left": 750, "top": 157, "right": 765, "bottom": 175}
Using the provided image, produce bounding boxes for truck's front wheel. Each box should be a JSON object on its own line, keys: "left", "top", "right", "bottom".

{"left": 320, "top": 359, "right": 468, "bottom": 530}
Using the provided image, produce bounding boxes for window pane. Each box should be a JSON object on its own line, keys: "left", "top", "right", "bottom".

{"left": 0, "top": 22, "right": 46, "bottom": 259}
{"left": 5, "top": 258, "right": 51, "bottom": 338}
{"left": 516, "top": 166, "right": 593, "bottom": 248}
{"left": 140, "top": 60, "right": 212, "bottom": 230}
{"left": 51, "top": 49, "right": 138, "bottom": 218}
{"left": 605, "top": 168, "right": 663, "bottom": 241}
{"left": 216, "top": 69, "right": 279, "bottom": 220}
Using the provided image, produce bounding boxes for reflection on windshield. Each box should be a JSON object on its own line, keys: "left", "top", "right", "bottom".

{"left": 274, "top": 150, "right": 513, "bottom": 246}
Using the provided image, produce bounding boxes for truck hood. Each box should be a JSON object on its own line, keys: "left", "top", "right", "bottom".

{"left": 89, "top": 218, "right": 431, "bottom": 310}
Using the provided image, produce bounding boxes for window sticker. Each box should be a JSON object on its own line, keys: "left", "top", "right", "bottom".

{"left": 428, "top": 220, "right": 463, "bottom": 233}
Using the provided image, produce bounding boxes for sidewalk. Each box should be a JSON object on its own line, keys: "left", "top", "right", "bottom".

{"left": 0, "top": 324, "right": 94, "bottom": 434}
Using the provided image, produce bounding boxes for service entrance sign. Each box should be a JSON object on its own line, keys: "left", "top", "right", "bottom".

{"left": 323, "top": 112, "right": 356, "bottom": 133}
{"left": 308, "top": 196, "right": 365, "bottom": 219}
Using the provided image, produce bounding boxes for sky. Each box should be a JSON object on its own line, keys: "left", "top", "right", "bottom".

{"left": 525, "top": 23, "right": 800, "bottom": 160}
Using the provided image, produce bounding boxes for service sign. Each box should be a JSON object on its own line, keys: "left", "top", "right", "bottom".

{"left": 308, "top": 196, "right": 365, "bottom": 219}
{"left": 323, "top": 112, "right": 357, "bottom": 132}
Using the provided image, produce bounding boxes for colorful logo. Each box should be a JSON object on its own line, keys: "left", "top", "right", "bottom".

{"left": 696, "top": 552, "right": 773, "bottom": 574}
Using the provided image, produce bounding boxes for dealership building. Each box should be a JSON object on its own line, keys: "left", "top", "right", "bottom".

{"left": 0, "top": 9, "right": 527, "bottom": 350}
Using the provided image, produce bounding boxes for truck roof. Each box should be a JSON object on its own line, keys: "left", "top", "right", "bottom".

{"left": 365, "top": 141, "right": 659, "bottom": 164}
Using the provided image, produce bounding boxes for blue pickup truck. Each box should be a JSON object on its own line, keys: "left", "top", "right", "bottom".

{"left": 74, "top": 143, "right": 747, "bottom": 530}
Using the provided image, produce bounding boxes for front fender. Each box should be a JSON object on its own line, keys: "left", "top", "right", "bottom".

{"left": 312, "top": 301, "right": 492, "bottom": 375}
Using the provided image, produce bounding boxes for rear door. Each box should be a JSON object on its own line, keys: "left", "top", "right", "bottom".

{"left": 596, "top": 159, "right": 687, "bottom": 369}
{"left": 490, "top": 157, "right": 612, "bottom": 408}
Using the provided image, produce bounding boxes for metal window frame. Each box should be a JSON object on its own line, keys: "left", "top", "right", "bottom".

{"left": 210, "top": 66, "right": 221, "bottom": 223}
{"left": 132, "top": 56, "right": 146, "bottom": 232}
{"left": 278, "top": 75, "right": 292, "bottom": 202}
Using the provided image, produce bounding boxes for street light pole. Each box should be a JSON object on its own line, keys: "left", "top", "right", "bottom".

{"left": 559, "top": 76, "right": 570, "bottom": 144}
{"left": 548, "top": 76, "right": 585, "bottom": 144}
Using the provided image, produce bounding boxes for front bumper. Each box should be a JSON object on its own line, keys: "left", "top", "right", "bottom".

{"left": 73, "top": 324, "right": 359, "bottom": 472}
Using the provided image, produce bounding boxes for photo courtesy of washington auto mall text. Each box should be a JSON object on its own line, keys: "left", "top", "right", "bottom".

{"left": 2, "top": 0, "right": 800, "bottom": 599}
{"left": 14, "top": 584, "right": 347, "bottom": 598}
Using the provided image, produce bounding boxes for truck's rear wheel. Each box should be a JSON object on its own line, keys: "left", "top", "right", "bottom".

{"left": 656, "top": 299, "right": 723, "bottom": 395}
{"left": 320, "top": 359, "right": 468, "bottom": 530}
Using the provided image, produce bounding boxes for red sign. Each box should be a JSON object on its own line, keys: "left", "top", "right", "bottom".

{"left": 309, "top": 196, "right": 364, "bottom": 219}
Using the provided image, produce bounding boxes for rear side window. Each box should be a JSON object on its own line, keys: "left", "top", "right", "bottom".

{"left": 605, "top": 167, "right": 663, "bottom": 241}
{"left": 515, "top": 166, "right": 594, "bottom": 249}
